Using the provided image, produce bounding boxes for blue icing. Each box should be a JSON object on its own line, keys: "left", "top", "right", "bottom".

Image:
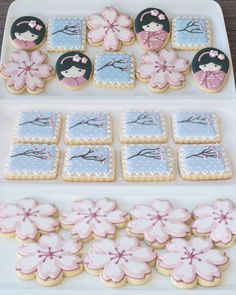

{"left": 95, "top": 53, "right": 133, "bottom": 84}
{"left": 8, "top": 144, "right": 57, "bottom": 174}
{"left": 125, "top": 145, "right": 171, "bottom": 174}
{"left": 174, "top": 17, "right": 209, "bottom": 46}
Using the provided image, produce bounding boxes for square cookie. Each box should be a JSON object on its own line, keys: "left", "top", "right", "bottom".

{"left": 172, "top": 111, "right": 220, "bottom": 144}
{"left": 120, "top": 111, "right": 167, "bottom": 144}
{"left": 172, "top": 16, "right": 211, "bottom": 50}
{"left": 47, "top": 17, "right": 86, "bottom": 52}
{"left": 13, "top": 111, "right": 62, "bottom": 144}
{"left": 178, "top": 144, "right": 232, "bottom": 180}
{"left": 94, "top": 52, "right": 135, "bottom": 88}
{"left": 122, "top": 144, "right": 175, "bottom": 182}
{"left": 65, "top": 112, "right": 112, "bottom": 145}
{"left": 63, "top": 145, "right": 115, "bottom": 182}
{"left": 5, "top": 144, "right": 60, "bottom": 180}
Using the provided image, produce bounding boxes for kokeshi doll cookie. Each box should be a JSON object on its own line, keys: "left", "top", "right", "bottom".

{"left": 10, "top": 16, "right": 46, "bottom": 50}
{"left": 134, "top": 8, "right": 170, "bottom": 51}
{"left": 55, "top": 52, "right": 92, "bottom": 90}
{"left": 84, "top": 236, "right": 157, "bottom": 288}
{"left": 157, "top": 237, "right": 229, "bottom": 289}
{"left": 192, "top": 47, "right": 230, "bottom": 93}
{"left": 87, "top": 6, "right": 135, "bottom": 52}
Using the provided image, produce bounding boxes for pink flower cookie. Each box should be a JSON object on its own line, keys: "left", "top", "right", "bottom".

{"left": 61, "top": 198, "right": 129, "bottom": 242}
{"left": 0, "top": 198, "right": 59, "bottom": 243}
{"left": 136, "top": 49, "right": 190, "bottom": 92}
{"left": 0, "top": 50, "right": 54, "bottom": 94}
{"left": 157, "top": 237, "right": 229, "bottom": 289}
{"left": 127, "top": 199, "right": 191, "bottom": 249}
{"left": 16, "top": 233, "right": 83, "bottom": 287}
{"left": 84, "top": 236, "right": 156, "bottom": 287}
{"left": 192, "top": 199, "right": 236, "bottom": 248}
{"left": 87, "top": 6, "right": 135, "bottom": 51}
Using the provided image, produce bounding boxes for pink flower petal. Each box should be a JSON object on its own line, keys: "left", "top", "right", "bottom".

{"left": 146, "top": 222, "right": 169, "bottom": 244}
{"left": 17, "top": 198, "right": 38, "bottom": 211}
{"left": 33, "top": 64, "right": 53, "bottom": 79}
{"left": 37, "top": 258, "right": 61, "bottom": 280}
{"left": 7, "top": 74, "right": 26, "bottom": 91}
{"left": 159, "top": 49, "right": 177, "bottom": 65}
{"left": 137, "top": 64, "right": 157, "bottom": 79}
{"left": 94, "top": 238, "right": 115, "bottom": 254}
{"left": 149, "top": 71, "right": 168, "bottom": 89}
{"left": 34, "top": 204, "right": 57, "bottom": 216}
{"left": 25, "top": 72, "right": 44, "bottom": 91}
{"left": 102, "top": 260, "right": 125, "bottom": 283}
{"left": 73, "top": 199, "right": 94, "bottom": 212}
{"left": 62, "top": 239, "right": 82, "bottom": 254}
{"left": 15, "top": 219, "right": 38, "bottom": 241}
{"left": 172, "top": 261, "right": 196, "bottom": 283}
{"left": 116, "top": 236, "right": 139, "bottom": 251}
{"left": 0, "top": 216, "right": 20, "bottom": 233}
{"left": 96, "top": 198, "right": 116, "bottom": 212}
{"left": 164, "top": 220, "right": 189, "bottom": 237}
{"left": 123, "top": 260, "right": 150, "bottom": 279}
{"left": 213, "top": 199, "right": 234, "bottom": 212}
{"left": 40, "top": 233, "right": 62, "bottom": 249}
{"left": 0, "top": 204, "right": 20, "bottom": 217}
{"left": 56, "top": 255, "right": 81, "bottom": 271}
{"left": 88, "top": 27, "right": 106, "bottom": 43}
{"left": 190, "top": 237, "right": 212, "bottom": 252}
{"left": 116, "top": 27, "right": 134, "bottom": 42}
{"left": 151, "top": 199, "right": 171, "bottom": 214}
{"left": 192, "top": 216, "right": 215, "bottom": 234}
{"left": 85, "top": 251, "right": 110, "bottom": 269}
{"left": 141, "top": 51, "right": 160, "bottom": 64}
{"left": 71, "top": 219, "right": 91, "bottom": 240}
{"left": 194, "top": 260, "right": 221, "bottom": 281}
{"left": 88, "top": 14, "right": 107, "bottom": 28}
{"left": 127, "top": 219, "right": 152, "bottom": 234}
{"left": 11, "top": 50, "right": 31, "bottom": 65}
{"left": 167, "top": 208, "right": 191, "bottom": 222}
{"left": 116, "top": 14, "right": 132, "bottom": 27}
{"left": 106, "top": 209, "right": 127, "bottom": 224}
{"left": 30, "top": 50, "right": 47, "bottom": 65}
{"left": 1, "top": 62, "right": 21, "bottom": 77}
{"left": 130, "top": 204, "right": 156, "bottom": 219}
{"left": 101, "top": 6, "right": 118, "bottom": 23}
{"left": 18, "top": 243, "right": 41, "bottom": 256}
{"left": 103, "top": 31, "right": 119, "bottom": 51}
{"left": 172, "top": 58, "right": 189, "bottom": 72}
{"left": 30, "top": 216, "right": 58, "bottom": 232}
{"left": 211, "top": 222, "right": 232, "bottom": 244}
{"left": 166, "top": 238, "right": 188, "bottom": 252}
{"left": 227, "top": 218, "right": 236, "bottom": 234}
{"left": 201, "top": 249, "right": 228, "bottom": 265}
{"left": 131, "top": 247, "right": 156, "bottom": 262}
{"left": 16, "top": 254, "right": 41, "bottom": 275}
{"left": 193, "top": 205, "right": 214, "bottom": 218}
{"left": 166, "top": 72, "right": 184, "bottom": 87}
{"left": 93, "top": 219, "right": 115, "bottom": 237}
{"left": 159, "top": 252, "right": 183, "bottom": 268}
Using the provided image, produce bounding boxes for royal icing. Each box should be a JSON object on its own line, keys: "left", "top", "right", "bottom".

{"left": 127, "top": 199, "right": 191, "bottom": 247}
{"left": 158, "top": 237, "right": 228, "bottom": 286}
{"left": 0, "top": 198, "right": 59, "bottom": 242}
{"left": 16, "top": 233, "right": 83, "bottom": 285}
{"left": 84, "top": 236, "right": 156, "bottom": 286}
{"left": 193, "top": 199, "right": 236, "bottom": 245}
{"left": 137, "top": 49, "right": 190, "bottom": 92}
{"left": 87, "top": 6, "right": 134, "bottom": 51}
{"left": 62, "top": 198, "right": 128, "bottom": 241}
{"left": 0, "top": 50, "right": 54, "bottom": 94}
{"left": 134, "top": 8, "right": 170, "bottom": 51}
{"left": 47, "top": 17, "right": 86, "bottom": 52}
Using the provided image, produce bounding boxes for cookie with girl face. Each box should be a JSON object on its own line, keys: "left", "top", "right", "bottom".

{"left": 55, "top": 52, "right": 92, "bottom": 90}
{"left": 10, "top": 16, "right": 46, "bottom": 50}
{"left": 134, "top": 8, "right": 170, "bottom": 51}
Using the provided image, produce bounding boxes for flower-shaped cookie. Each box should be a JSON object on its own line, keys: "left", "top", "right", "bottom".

{"left": 157, "top": 237, "right": 229, "bottom": 289}
{"left": 87, "top": 6, "right": 135, "bottom": 51}
{"left": 84, "top": 236, "right": 156, "bottom": 287}
{"left": 16, "top": 233, "right": 83, "bottom": 286}
{"left": 127, "top": 199, "right": 191, "bottom": 248}
{"left": 0, "top": 198, "right": 59, "bottom": 243}
{"left": 61, "top": 198, "right": 129, "bottom": 242}
{"left": 0, "top": 50, "right": 54, "bottom": 94}
{"left": 192, "top": 199, "right": 236, "bottom": 248}
{"left": 136, "top": 49, "right": 190, "bottom": 92}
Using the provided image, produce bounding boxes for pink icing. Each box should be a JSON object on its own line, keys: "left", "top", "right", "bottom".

{"left": 84, "top": 236, "right": 156, "bottom": 284}
{"left": 193, "top": 199, "right": 236, "bottom": 245}
{"left": 61, "top": 198, "right": 128, "bottom": 241}
{"left": 158, "top": 237, "right": 228, "bottom": 284}
{"left": 12, "top": 39, "right": 36, "bottom": 50}
{"left": 0, "top": 198, "right": 59, "bottom": 241}
{"left": 61, "top": 76, "right": 87, "bottom": 88}
{"left": 87, "top": 6, "right": 134, "bottom": 51}
{"left": 137, "top": 49, "right": 190, "bottom": 91}
{"left": 194, "top": 70, "right": 226, "bottom": 91}
{"left": 127, "top": 199, "right": 191, "bottom": 246}
{"left": 137, "top": 30, "right": 168, "bottom": 51}
{"left": 16, "top": 233, "right": 83, "bottom": 283}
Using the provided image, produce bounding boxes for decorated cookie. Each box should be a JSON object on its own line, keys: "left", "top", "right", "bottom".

{"left": 134, "top": 8, "right": 170, "bottom": 51}
{"left": 4, "top": 144, "right": 60, "bottom": 180}
{"left": 47, "top": 17, "right": 86, "bottom": 52}
{"left": 136, "top": 49, "right": 190, "bottom": 92}
{"left": 192, "top": 47, "right": 230, "bottom": 93}
{"left": 10, "top": 16, "right": 46, "bottom": 50}
{"left": 0, "top": 197, "right": 59, "bottom": 243}
{"left": 172, "top": 111, "right": 220, "bottom": 144}
{"left": 55, "top": 51, "right": 92, "bottom": 90}
{"left": 62, "top": 198, "right": 129, "bottom": 242}
{"left": 120, "top": 111, "right": 167, "bottom": 144}
{"left": 122, "top": 144, "right": 175, "bottom": 182}
{"left": 13, "top": 111, "right": 62, "bottom": 144}
{"left": 84, "top": 236, "right": 156, "bottom": 288}
{"left": 63, "top": 145, "right": 115, "bottom": 182}
{"left": 157, "top": 237, "right": 229, "bottom": 289}
{"left": 172, "top": 16, "right": 211, "bottom": 50}
{"left": 127, "top": 199, "right": 191, "bottom": 249}
{"left": 65, "top": 112, "right": 112, "bottom": 145}
{"left": 178, "top": 144, "right": 233, "bottom": 180}
{"left": 0, "top": 50, "right": 54, "bottom": 94}
{"left": 16, "top": 233, "right": 83, "bottom": 286}
{"left": 192, "top": 199, "right": 236, "bottom": 248}
{"left": 94, "top": 52, "right": 135, "bottom": 88}
{"left": 87, "top": 6, "right": 135, "bottom": 51}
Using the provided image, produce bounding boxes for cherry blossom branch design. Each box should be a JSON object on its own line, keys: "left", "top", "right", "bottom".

{"left": 69, "top": 117, "right": 104, "bottom": 129}
{"left": 52, "top": 24, "right": 80, "bottom": 36}
{"left": 97, "top": 59, "right": 128, "bottom": 72}
{"left": 177, "top": 115, "right": 209, "bottom": 126}
{"left": 127, "top": 113, "right": 159, "bottom": 125}
{"left": 19, "top": 117, "right": 53, "bottom": 127}
{"left": 185, "top": 147, "right": 219, "bottom": 159}
{"left": 177, "top": 20, "right": 203, "bottom": 34}
{"left": 127, "top": 148, "right": 163, "bottom": 160}
{"left": 11, "top": 149, "right": 51, "bottom": 160}
{"left": 69, "top": 149, "right": 106, "bottom": 163}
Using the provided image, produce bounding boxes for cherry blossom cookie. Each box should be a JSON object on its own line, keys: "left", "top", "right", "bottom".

{"left": 192, "top": 199, "right": 236, "bottom": 248}
{"left": 157, "top": 237, "right": 229, "bottom": 289}
{"left": 127, "top": 199, "right": 191, "bottom": 249}
{"left": 87, "top": 6, "right": 135, "bottom": 51}
{"left": 136, "top": 49, "right": 190, "bottom": 92}
{"left": 84, "top": 236, "right": 156, "bottom": 288}
{"left": 16, "top": 233, "right": 83, "bottom": 286}
{"left": 192, "top": 47, "right": 230, "bottom": 93}
{"left": 0, "top": 198, "right": 59, "bottom": 243}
